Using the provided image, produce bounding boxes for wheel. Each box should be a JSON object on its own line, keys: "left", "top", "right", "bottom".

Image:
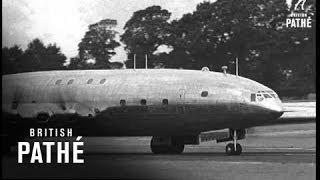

{"left": 225, "top": 143, "right": 242, "bottom": 155}
{"left": 225, "top": 143, "right": 235, "bottom": 155}
{"left": 235, "top": 143, "right": 242, "bottom": 155}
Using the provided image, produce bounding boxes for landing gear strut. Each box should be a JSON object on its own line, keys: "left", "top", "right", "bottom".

{"left": 150, "top": 136, "right": 184, "bottom": 154}
{"left": 225, "top": 129, "right": 242, "bottom": 155}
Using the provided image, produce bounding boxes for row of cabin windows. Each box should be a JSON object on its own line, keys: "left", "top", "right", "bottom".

{"left": 55, "top": 78, "right": 107, "bottom": 85}
{"left": 54, "top": 79, "right": 210, "bottom": 98}
{"left": 11, "top": 91, "right": 208, "bottom": 110}
{"left": 12, "top": 91, "right": 208, "bottom": 108}
{"left": 120, "top": 99, "right": 169, "bottom": 106}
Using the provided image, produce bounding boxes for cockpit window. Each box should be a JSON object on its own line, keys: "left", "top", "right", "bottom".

{"left": 252, "top": 90, "right": 277, "bottom": 102}
{"left": 266, "top": 90, "right": 277, "bottom": 98}
{"left": 263, "top": 94, "right": 272, "bottom": 98}
{"left": 256, "top": 94, "right": 264, "bottom": 101}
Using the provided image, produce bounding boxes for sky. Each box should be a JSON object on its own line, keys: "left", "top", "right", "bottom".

{"left": 2, "top": 0, "right": 292, "bottom": 64}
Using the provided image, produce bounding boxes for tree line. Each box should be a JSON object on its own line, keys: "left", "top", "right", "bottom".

{"left": 2, "top": 0, "right": 315, "bottom": 97}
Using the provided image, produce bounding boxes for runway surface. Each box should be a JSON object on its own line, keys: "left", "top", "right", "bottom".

{"left": 2, "top": 102, "right": 316, "bottom": 179}
{"left": 3, "top": 148, "right": 315, "bottom": 180}
{"left": 2, "top": 123, "right": 316, "bottom": 180}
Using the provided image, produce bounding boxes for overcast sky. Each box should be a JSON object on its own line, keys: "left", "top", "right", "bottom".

{"left": 2, "top": 0, "right": 292, "bottom": 63}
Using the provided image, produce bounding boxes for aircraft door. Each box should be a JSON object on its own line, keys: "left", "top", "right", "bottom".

{"left": 177, "top": 89, "right": 186, "bottom": 114}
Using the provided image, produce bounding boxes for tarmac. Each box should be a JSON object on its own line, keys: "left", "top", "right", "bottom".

{"left": 2, "top": 123, "right": 316, "bottom": 180}
{"left": 1, "top": 102, "right": 316, "bottom": 179}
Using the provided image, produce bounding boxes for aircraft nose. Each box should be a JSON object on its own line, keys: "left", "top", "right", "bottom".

{"left": 262, "top": 99, "right": 284, "bottom": 119}
{"left": 271, "top": 109, "right": 284, "bottom": 119}
{"left": 270, "top": 102, "right": 283, "bottom": 112}
{"left": 268, "top": 101, "right": 284, "bottom": 119}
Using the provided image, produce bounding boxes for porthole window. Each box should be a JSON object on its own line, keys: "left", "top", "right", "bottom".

{"left": 201, "top": 91, "right": 208, "bottom": 97}
{"left": 120, "top": 99, "right": 126, "bottom": 106}
{"left": 140, "top": 99, "right": 147, "bottom": 105}
{"left": 67, "top": 79, "right": 74, "bottom": 85}
{"left": 87, "top": 79, "right": 93, "bottom": 84}
{"left": 55, "top": 79, "right": 62, "bottom": 85}
{"left": 162, "top": 99, "right": 168, "bottom": 105}
{"left": 100, "top": 79, "right": 106, "bottom": 84}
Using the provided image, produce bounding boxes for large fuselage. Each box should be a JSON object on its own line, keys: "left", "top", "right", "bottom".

{"left": 2, "top": 69, "right": 283, "bottom": 136}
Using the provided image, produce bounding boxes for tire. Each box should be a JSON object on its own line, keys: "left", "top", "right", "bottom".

{"left": 235, "top": 143, "right": 242, "bottom": 155}
{"left": 225, "top": 143, "right": 235, "bottom": 155}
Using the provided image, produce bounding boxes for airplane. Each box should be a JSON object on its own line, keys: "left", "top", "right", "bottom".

{"left": 1, "top": 68, "right": 315, "bottom": 155}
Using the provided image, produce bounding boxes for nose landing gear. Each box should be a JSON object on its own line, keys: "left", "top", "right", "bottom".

{"left": 225, "top": 143, "right": 242, "bottom": 155}
{"left": 225, "top": 129, "right": 243, "bottom": 155}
